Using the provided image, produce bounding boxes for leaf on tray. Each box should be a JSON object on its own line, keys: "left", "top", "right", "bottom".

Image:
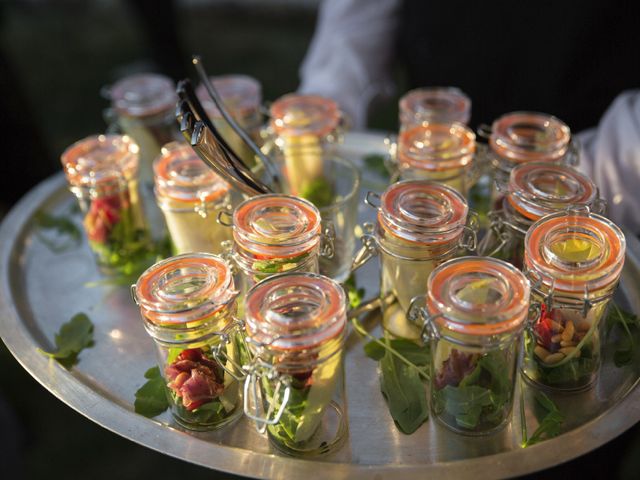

{"left": 135, "top": 366, "right": 170, "bottom": 418}
{"left": 606, "top": 302, "right": 640, "bottom": 368}
{"left": 522, "top": 391, "right": 564, "bottom": 447}
{"left": 379, "top": 340, "right": 429, "bottom": 434}
{"left": 344, "top": 274, "right": 366, "bottom": 310}
{"left": 34, "top": 210, "right": 82, "bottom": 253}
{"left": 363, "top": 154, "right": 391, "bottom": 180}
{"left": 38, "top": 313, "right": 94, "bottom": 368}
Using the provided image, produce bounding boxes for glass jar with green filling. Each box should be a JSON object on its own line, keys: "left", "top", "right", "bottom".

{"left": 522, "top": 211, "right": 626, "bottom": 392}
{"left": 412, "top": 256, "right": 529, "bottom": 435}
{"left": 106, "top": 74, "right": 180, "bottom": 186}
{"left": 61, "top": 134, "right": 150, "bottom": 273}
{"left": 487, "top": 112, "right": 576, "bottom": 209}
{"left": 354, "top": 181, "right": 476, "bottom": 341}
{"left": 196, "top": 75, "right": 263, "bottom": 169}
{"left": 399, "top": 87, "right": 471, "bottom": 131}
{"left": 394, "top": 122, "right": 477, "bottom": 199}
{"left": 478, "top": 162, "right": 604, "bottom": 269}
{"left": 132, "top": 253, "right": 245, "bottom": 431}
{"left": 154, "top": 142, "right": 233, "bottom": 255}
{"left": 263, "top": 94, "right": 343, "bottom": 200}
{"left": 224, "top": 194, "right": 325, "bottom": 308}
{"left": 243, "top": 272, "right": 348, "bottom": 456}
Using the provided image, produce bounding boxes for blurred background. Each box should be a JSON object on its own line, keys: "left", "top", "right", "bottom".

{"left": 0, "top": 0, "right": 639, "bottom": 479}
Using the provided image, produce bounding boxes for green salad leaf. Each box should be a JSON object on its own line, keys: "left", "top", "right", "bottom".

{"left": 135, "top": 366, "right": 170, "bottom": 418}
{"left": 38, "top": 313, "right": 94, "bottom": 368}
{"left": 522, "top": 391, "right": 564, "bottom": 447}
{"left": 606, "top": 303, "right": 640, "bottom": 367}
{"left": 34, "top": 210, "right": 82, "bottom": 253}
{"left": 364, "top": 338, "right": 430, "bottom": 365}
{"left": 363, "top": 154, "right": 390, "bottom": 180}
{"left": 344, "top": 274, "right": 365, "bottom": 309}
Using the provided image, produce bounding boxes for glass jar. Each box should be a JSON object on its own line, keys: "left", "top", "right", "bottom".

{"left": 222, "top": 194, "right": 325, "bottom": 306}
{"left": 243, "top": 272, "right": 348, "bottom": 456}
{"left": 521, "top": 211, "right": 626, "bottom": 392}
{"left": 106, "top": 73, "right": 180, "bottom": 186}
{"left": 60, "top": 134, "right": 150, "bottom": 273}
{"left": 411, "top": 257, "right": 529, "bottom": 435}
{"left": 399, "top": 87, "right": 471, "bottom": 130}
{"left": 478, "top": 162, "right": 604, "bottom": 269}
{"left": 353, "top": 181, "right": 477, "bottom": 341}
{"left": 394, "top": 122, "right": 477, "bottom": 198}
{"left": 132, "top": 253, "right": 244, "bottom": 430}
{"left": 487, "top": 112, "right": 576, "bottom": 207}
{"left": 264, "top": 94, "right": 342, "bottom": 199}
{"left": 153, "top": 142, "right": 233, "bottom": 255}
{"left": 196, "top": 75, "right": 263, "bottom": 168}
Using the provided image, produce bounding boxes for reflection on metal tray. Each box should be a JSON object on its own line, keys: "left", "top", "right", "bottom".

{"left": 1, "top": 132, "right": 640, "bottom": 479}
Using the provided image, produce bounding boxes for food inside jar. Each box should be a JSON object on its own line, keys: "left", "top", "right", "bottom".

{"left": 431, "top": 344, "right": 515, "bottom": 432}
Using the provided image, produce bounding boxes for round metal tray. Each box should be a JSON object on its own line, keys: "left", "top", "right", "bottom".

{"left": 2, "top": 132, "right": 640, "bottom": 479}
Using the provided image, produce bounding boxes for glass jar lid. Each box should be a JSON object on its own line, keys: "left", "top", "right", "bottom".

{"left": 427, "top": 257, "right": 530, "bottom": 336}
{"left": 133, "top": 253, "right": 237, "bottom": 326}
{"left": 196, "top": 74, "right": 262, "bottom": 119}
{"left": 244, "top": 272, "right": 346, "bottom": 352}
{"left": 378, "top": 180, "right": 468, "bottom": 245}
{"left": 524, "top": 211, "right": 626, "bottom": 293}
{"left": 270, "top": 94, "right": 340, "bottom": 137}
{"left": 233, "top": 194, "right": 321, "bottom": 256}
{"left": 490, "top": 112, "right": 571, "bottom": 164}
{"left": 399, "top": 87, "right": 471, "bottom": 126}
{"left": 61, "top": 134, "right": 139, "bottom": 187}
{"left": 398, "top": 123, "right": 475, "bottom": 171}
{"left": 109, "top": 73, "right": 177, "bottom": 118}
{"left": 507, "top": 162, "right": 599, "bottom": 221}
{"left": 153, "top": 142, "right": 230, "bottom": 204}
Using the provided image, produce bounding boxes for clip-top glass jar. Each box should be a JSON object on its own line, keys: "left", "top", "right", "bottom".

{"left": 478, "top": 162, "right": 604, "bottom": 269}
{"left": 154, "top": 142, "right": 233, "bottom": 255}
{"left": 106, "top": 74, "right": 181, "bottom": 185}
{"left": 265, "top": 94, "right": 342, "bottom": 198}
{"left": 488, "top": 112, "right": 576, "bottom": 206}
{"left": 522, "top": 211, "right": 625, "bottom": 392}
{"left": 220, "top": 194, "right": 326, "bottom": 305}
{"left": 353, "top": 181, "right": 477, "bottom": 341}
{"left": 61, "top": 134, "right": 150, "bottom": 273}
{"left": 243, "top": 272, "right": 348, "bottom": 456}
{"left": 410, "top": 257, "right": 529, "bottom": 435}
{"left": 394, "top": 122, "right": 477, "bottom": 198}
{"left": 132, "top": 253, "right": 244, "bottom": 430}
{"left": 196, "top": 75, "right": 263, "bottom": 168}
{"left": 399, "top": 87, "right": 471, "bottom": 130}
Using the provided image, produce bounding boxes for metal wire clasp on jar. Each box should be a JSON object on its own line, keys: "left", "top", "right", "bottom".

{"left": 242, "top": 272, "right": 348, "bottom": 457}
{"left": 351, "top": 180, "right": 478, "bottom": 341}
{"left": 407, "top": 257, "right": 530, "bottom": 435}
{"left": 131, "top": 253, "right": 247, "bottom": 431}
{"left": 521, "top": 210, "right": 626, "bottom": 392}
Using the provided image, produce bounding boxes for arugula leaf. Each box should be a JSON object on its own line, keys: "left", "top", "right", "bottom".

{"left": 251, "top": 253, "right": 309, "bottom": 275}
{"left": 38, "top": 313, "right": 94, "bottom": 368}
{"left": 379, "top": 341, "right": 429, "bottom": 434}
{"left": 344, "top": 274, "right": 365, "bottom": 309}
{"left": 135, "top": 366, "right": 170, "bottom": 418}
{"left": 522, "top": 391, "right": 564, "bottom": 447}
{"left": 363, "top": 154, "right": 390, "bottom": 180}
{"left": 364, "top": 338, "right": 430, "bottom": 365}
{"left": 34, "top": 210, "right": 82, "bottom": 253}
{"left": 606, "top": 303, "right": 640, "bottom": 367}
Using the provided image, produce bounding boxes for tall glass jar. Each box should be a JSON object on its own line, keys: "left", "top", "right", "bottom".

{"left": 243, "top": 272, "right": 348, "bottom": 456}
{"left": 487, "top": 111, "right": 575, "bottom": 207}
{"left": 196, "top": 75, "right": 263, "bottom": 168}
{"left": 478, "top": 162, "right": 604, "bottom": 269}
{"left": 222, "top": 194, "right": 324, "bottom": 306}
{"left": 264, "top": 94, "right": 342, "bottom": 199}
{"left": 522, "top": 211, "right": 626, "bottom": 392}
{"left": 61, "top": 134, "right": 150, "bottom": 273}
{"left": 153, "top": 142, "right": 233, "bottom": 255}
{"left": 412, "top": 257, "right": 529, "bottom": 435}
{"left": 395, "top": 122, "right": 477, "bottom": 198}
{"left": 132, "top": 253, "right": 244, "bottom": 430}
{"left": 106, "top": 74, "right": 180, "bottom": 186}
{"left": 399, "top": 87, "right": 471, "bottom": 130}
{"left": 353, "top": 181, "right": 477, "bottom": 341}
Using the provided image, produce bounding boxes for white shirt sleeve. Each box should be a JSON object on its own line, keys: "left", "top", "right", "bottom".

{"left": 577, "top": 90, "right": 640, "bottom": 235}
{"left": 298, "top": 0, "right": 401, "bottom": 130}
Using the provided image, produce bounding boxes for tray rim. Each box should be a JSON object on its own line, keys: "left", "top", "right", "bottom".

{"left": 2, "top": 131, "right": 640, "bottom": 479}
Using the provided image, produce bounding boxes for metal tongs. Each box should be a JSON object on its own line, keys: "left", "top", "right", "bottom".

{"left": 175, "top": 56, "right": 281, "bottom": 197}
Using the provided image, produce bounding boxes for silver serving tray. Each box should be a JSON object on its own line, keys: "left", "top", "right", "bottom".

{"left": 2, "top": 132, "right": 640, "bottom": 479}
